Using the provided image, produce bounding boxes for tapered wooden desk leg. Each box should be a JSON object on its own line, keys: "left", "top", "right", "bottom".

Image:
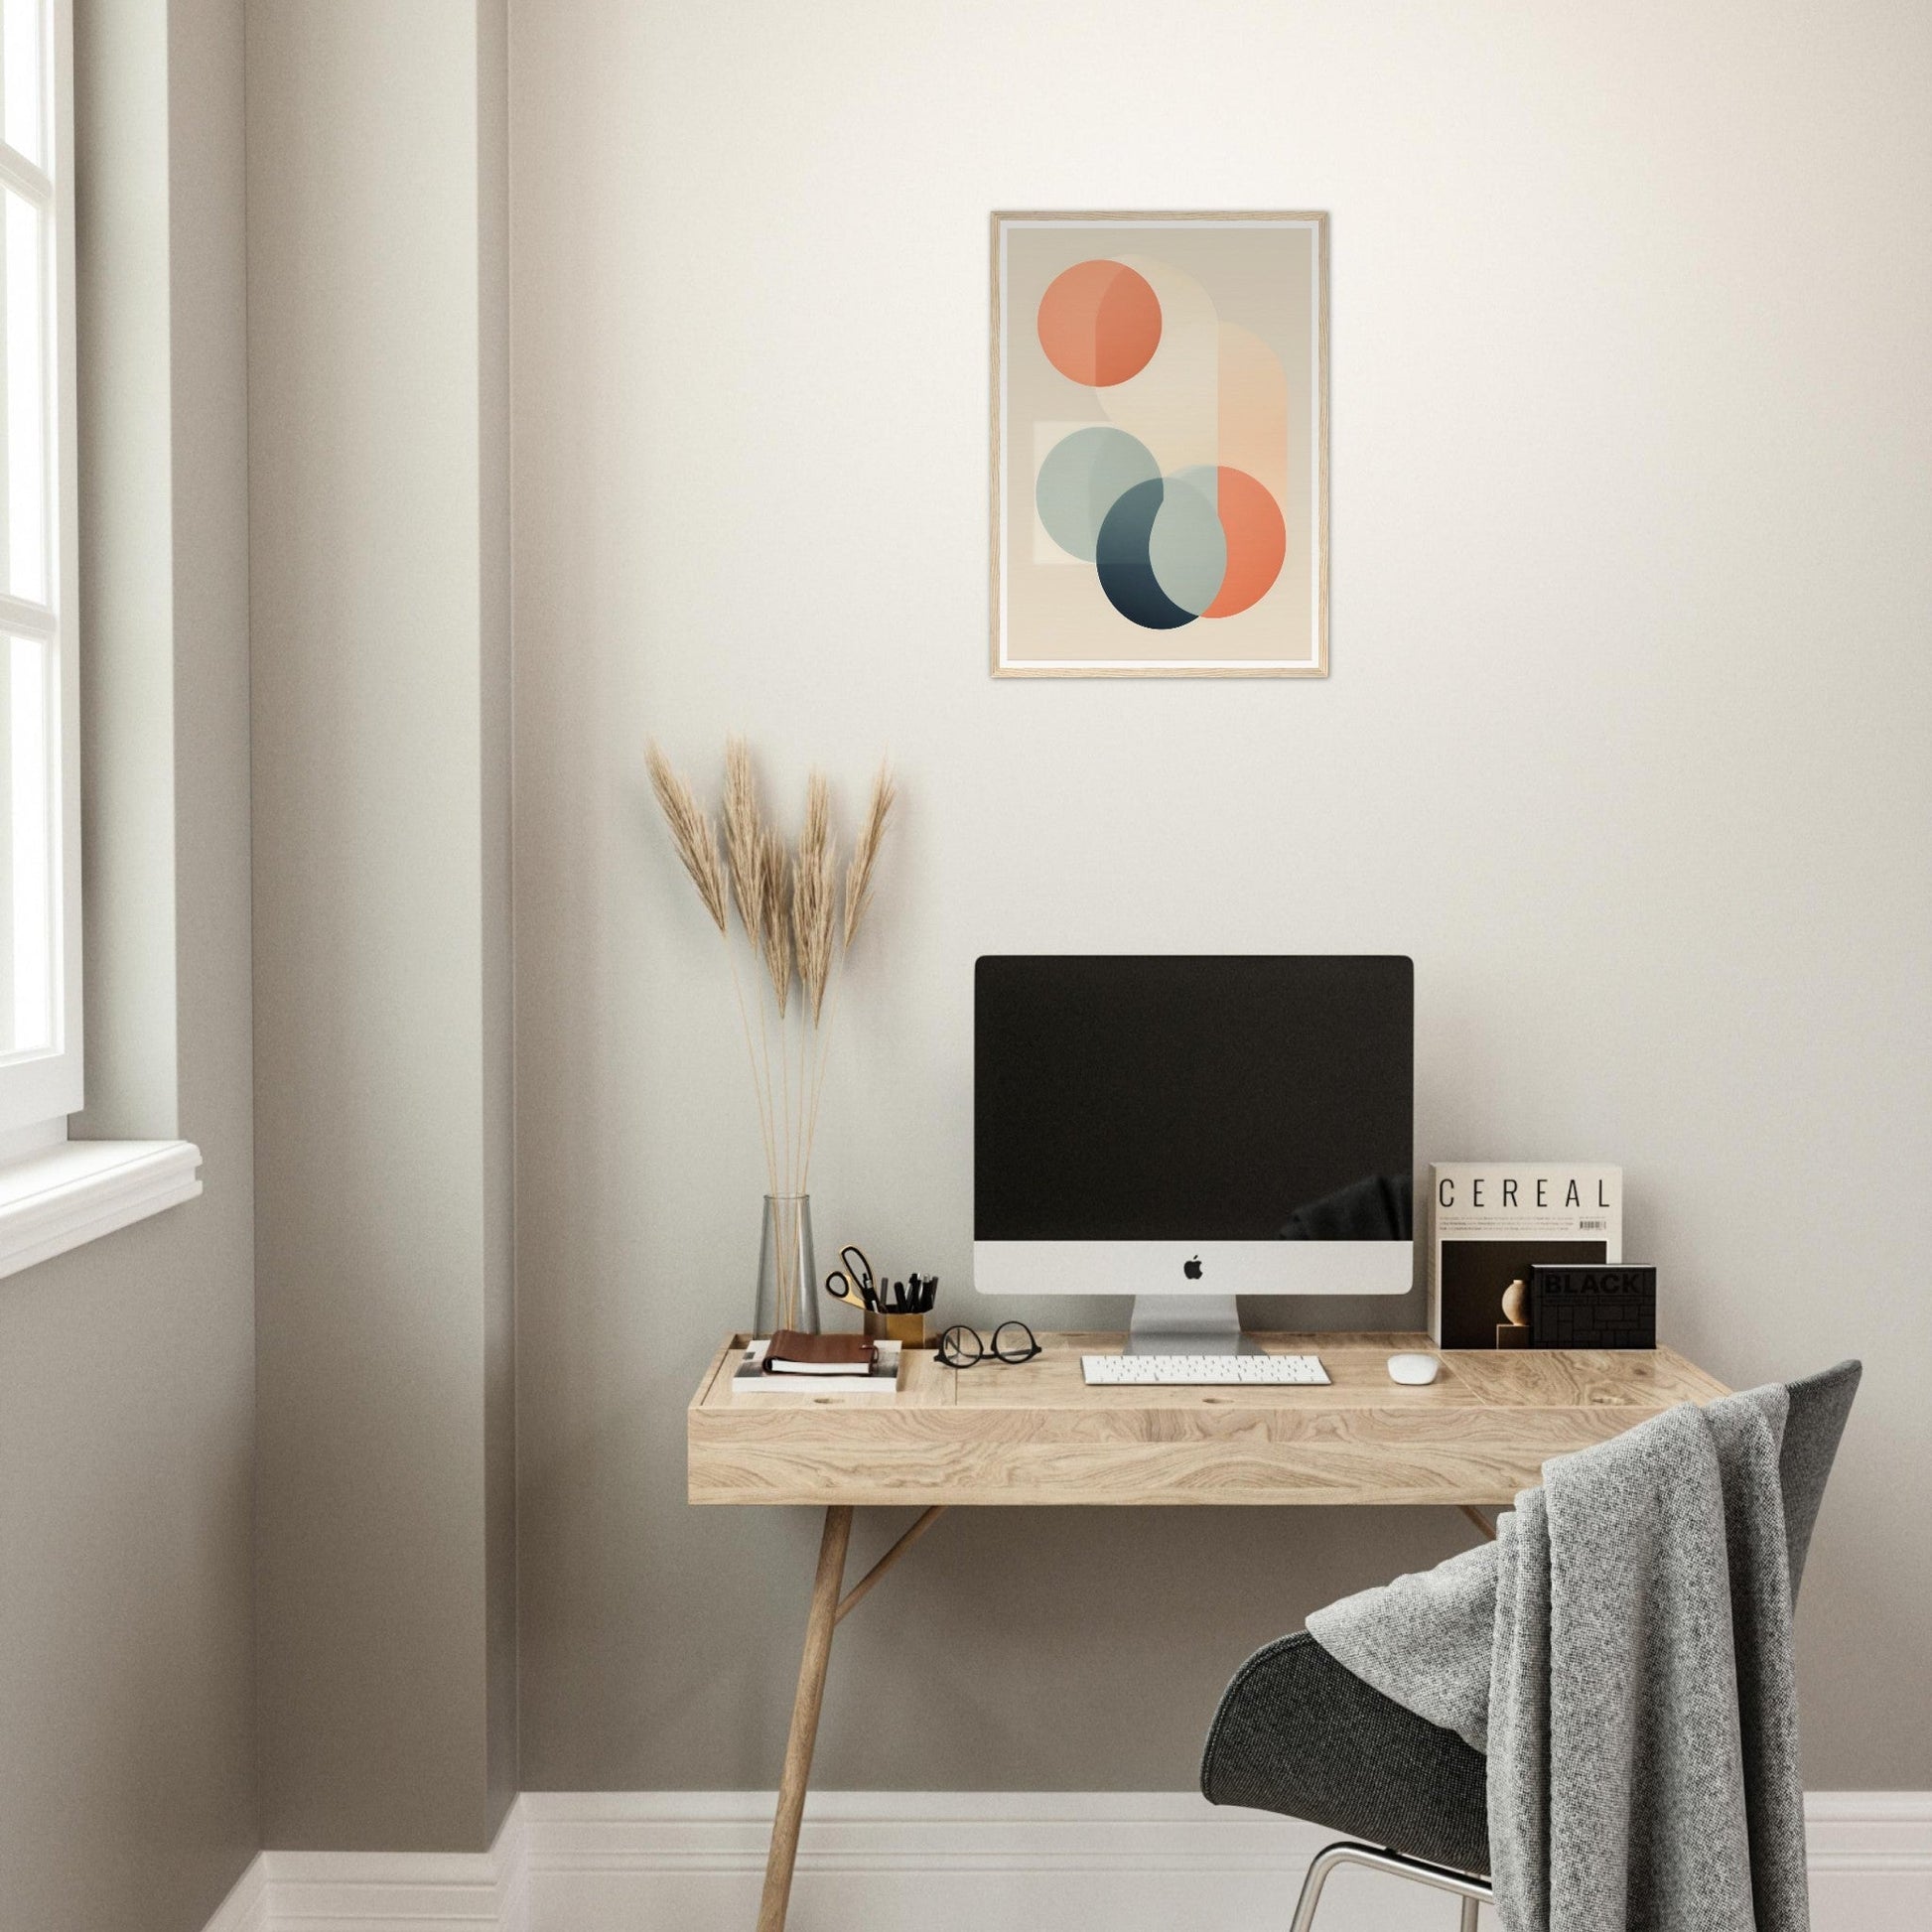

{"left": 757, "top": 1504, "right": 853, "bottom": 1932}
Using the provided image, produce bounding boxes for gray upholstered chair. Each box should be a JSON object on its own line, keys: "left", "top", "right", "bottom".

{"left": 1200, "top": 1361, "right": 1861, "bottom": 1930}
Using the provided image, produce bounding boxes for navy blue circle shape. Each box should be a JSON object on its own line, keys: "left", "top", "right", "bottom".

{"left": 1093, "top": 477, "right": 1197, "bottom": 630}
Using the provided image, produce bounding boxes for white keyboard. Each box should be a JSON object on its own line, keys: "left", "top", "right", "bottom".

{"left": 1081, "top": 1352, "right": 1329, "bottom": 1387}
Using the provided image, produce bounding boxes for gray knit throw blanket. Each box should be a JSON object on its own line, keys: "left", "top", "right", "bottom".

{"left": 1307, "top": 1387, "right": 1809, "bottom": 1932}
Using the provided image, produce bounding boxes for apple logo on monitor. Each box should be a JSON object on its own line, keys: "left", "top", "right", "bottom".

{"left": 1183, "top": 1255, "right": 1203, "bottom": 1280}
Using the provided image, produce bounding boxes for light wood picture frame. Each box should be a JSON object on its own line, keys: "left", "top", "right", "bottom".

{"left": 990, "top": 210, "right": 1329, "bottom": 679}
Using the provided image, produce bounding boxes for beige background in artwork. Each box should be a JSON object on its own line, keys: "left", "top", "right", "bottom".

{"left": 1000, "top": 219, "right": 1317, "bottom": 667}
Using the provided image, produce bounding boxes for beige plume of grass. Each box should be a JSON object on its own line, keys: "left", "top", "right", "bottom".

{"left": 758, "top": 825, "right": 793, "bottom": 1018}
{"left": 792, "top": 772, "right": 837, "bottom": 1025}
{"left": 799, "top": 759, "right": 895, "bottom": 1191}
{"left": 722, "top": 737, "right": 767, "bottom": 941}
{"left": 842, "top": 760, "right": 897, "bottom": 948}
{"left": 644, "top": 741, "right": 727, "bottom": 934}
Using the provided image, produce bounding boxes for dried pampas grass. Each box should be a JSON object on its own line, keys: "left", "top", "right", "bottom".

{"left": 722, "top": 738, "right": 765, "bottom": 940}
{"left": 792, "top": 773, "right": 837, "bottom": 1025}
{"left": 645, "top": 737, "right": 897, "bottom": 1202}
{"left": 843, "top": 761, "right": 897, "bottom": 948}
{"left": 758, "top": 826, "right": 793, "bottom": 1018}
{"left": 644, "top": 743, "right": 727, "bottom": 934}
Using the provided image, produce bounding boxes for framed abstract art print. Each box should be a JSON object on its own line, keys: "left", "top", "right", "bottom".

{"left": 990, "top": 210, "right": 1328, "bottom": 678}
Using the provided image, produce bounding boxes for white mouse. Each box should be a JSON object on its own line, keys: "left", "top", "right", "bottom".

{"left": 1387, "top": 1352, "right": 1442, "bottom": 1386}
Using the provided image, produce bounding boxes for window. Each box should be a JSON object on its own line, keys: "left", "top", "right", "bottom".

{"left": 0, "top": 0, "right": 200, "bottom": 1272}
{"left": 0, "top": 0, "right": 76, "bottom": 1149}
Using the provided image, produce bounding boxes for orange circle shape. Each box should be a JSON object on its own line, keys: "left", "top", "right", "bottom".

{"left": 1036, "top": 260, "right": 1163, "bottom": 388}
{"left": 1200, "top": 468, "right": 1288, "bottom": 619}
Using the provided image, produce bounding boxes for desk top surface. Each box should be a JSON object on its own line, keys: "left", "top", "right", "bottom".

{"left": 687, "top": 1331, "right": 1728, "bottom": 1508}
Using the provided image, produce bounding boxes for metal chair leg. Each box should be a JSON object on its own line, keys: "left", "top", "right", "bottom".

{"left": 1288, "top": 1841, "right": 1493, "bottom": 1932}
{"left": 1286, "top": 1843, "right": 1350, "bottom": 1932}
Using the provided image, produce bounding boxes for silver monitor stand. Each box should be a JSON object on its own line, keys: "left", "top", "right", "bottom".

{"left": 1124, "top": 1293, "right": 1260, "bottom": 1356}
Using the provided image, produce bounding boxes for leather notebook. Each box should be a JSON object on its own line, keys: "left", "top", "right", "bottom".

{"left": 763, "top": 1330, "right": 878, "bottom": 1375}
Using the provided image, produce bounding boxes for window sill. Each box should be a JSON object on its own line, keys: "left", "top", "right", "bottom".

{"left": 0, "top": 1140, "right": 203, "bottom": 1282}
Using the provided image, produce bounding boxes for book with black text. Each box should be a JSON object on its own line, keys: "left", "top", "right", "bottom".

{"left": 1428, "top": 1164, "right": 1622, "bottom": 1348}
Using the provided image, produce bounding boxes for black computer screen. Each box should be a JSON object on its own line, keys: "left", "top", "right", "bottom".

{"left": 974, "top": 955, "right": 1414, "bottom": 1241}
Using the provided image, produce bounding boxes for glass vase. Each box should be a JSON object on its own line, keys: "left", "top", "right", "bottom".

{"left": 754, "top": 1193, "right": 818, "bottom": 1338}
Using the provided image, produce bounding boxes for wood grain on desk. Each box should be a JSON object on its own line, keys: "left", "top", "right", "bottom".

{"left": 687, "top": 1332, "right": 1729, "bottom": 1509}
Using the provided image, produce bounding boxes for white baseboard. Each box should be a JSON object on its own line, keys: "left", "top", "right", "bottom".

{"left": 1805, "top": 1791, "right": 1932, "bottom": 1930}
{"left": 202, "top": 1853, "right": 268, "bottom": 1932}
{"left": 202, "top": 1790, "right": 1932, "bottom": 1932}
{"left": 207, "top": 1810, "right": 527, "bottom": 1932}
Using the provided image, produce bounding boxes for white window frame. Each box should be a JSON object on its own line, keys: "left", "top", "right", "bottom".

{"left": 0, "top": 0, "right": 201, "bottom": 1276}
{"left": 0, "top": 0, "right": 79, "bottom": 1145}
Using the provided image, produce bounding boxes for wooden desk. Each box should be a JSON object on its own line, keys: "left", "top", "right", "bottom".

{"left": 687, "top": 1330, "right": 1728, "bottom": 1931}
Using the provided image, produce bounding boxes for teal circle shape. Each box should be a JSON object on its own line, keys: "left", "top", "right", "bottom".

{"left": 1094, "top": 478, "right": 1195, "bottom": 628}
{"left": 1147, "top": 466, "right": 1227, "bottom": 617}
{"left": 1035, "top": 427, "right": 1160, "bottom": 563}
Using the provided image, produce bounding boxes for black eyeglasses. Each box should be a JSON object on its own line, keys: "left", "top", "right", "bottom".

{"left": 936, "top": 1320, "right": 1040, "bottom": 1368}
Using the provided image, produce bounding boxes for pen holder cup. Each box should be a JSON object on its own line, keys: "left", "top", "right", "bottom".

{"left": 866, "top": 1310, "right": 928, "bottom": 1348}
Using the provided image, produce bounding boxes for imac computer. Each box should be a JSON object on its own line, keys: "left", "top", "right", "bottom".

{"left": 973, "top": 955, "right": 1414, "bottom": 1354}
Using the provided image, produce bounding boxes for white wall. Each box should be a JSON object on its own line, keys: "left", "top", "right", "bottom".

{"left": 511, "top": 0, "right": 1932, "bottom": 1792}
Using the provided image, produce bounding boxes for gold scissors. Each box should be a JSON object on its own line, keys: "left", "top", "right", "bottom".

{"left": 824, "top": 1244, "right": 878, "bottom": 1312}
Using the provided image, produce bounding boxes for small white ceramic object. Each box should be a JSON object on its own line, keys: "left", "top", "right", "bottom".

{"left": 1386, "top": 1351, "right": 1442, "bottom": 1386}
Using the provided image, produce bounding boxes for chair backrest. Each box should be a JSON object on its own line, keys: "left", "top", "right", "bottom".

{"left": 1778, "top": 1359, "right": 1861, "bottom": 1602}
